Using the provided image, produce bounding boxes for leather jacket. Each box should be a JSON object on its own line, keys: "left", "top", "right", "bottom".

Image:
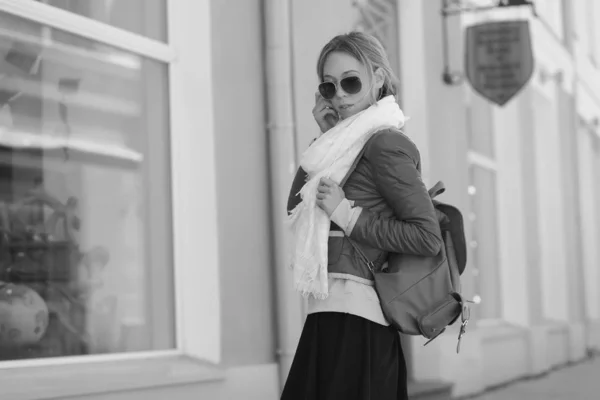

{"left": 287, "top": 128, "right": 443, "bottom": 281}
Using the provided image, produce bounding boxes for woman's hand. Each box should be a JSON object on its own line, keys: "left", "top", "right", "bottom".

{"left": 312, "top": 91, "right": 338, "bottom": 133}
{"left": 316, "top": 177, "right": 345, "bottom": 217}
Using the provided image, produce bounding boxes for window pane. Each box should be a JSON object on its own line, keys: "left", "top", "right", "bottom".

{"left": 34, "top": 0, "right": 167, "bottom": 42}
{"left": 468, "top": 164, "right": 501, "bottom": 320}
{"left": 0, "top": 11, "right": 175, "bottom": 361}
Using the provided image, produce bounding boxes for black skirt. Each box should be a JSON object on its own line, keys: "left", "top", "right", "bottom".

{"left": 281, "top": 312, "right": 408, "bottom": 400}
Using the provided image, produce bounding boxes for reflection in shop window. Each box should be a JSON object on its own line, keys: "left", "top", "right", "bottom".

{"left": 0, "top": 12, "right": 174, "bottom": 361}
{"left": 34, "top": 0, "right": 167, "bottom": 42}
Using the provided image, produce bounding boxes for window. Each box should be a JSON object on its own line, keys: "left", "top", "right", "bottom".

{"left": 466, "top": 93, "right": 501, "bottom": 321}
{"left": 576, "top": 119, "right": 600, "bottom": 322}
{"left": 34, "top": 0, "right": 167, "bottom": 42}
{"left": 0, "top": 9, "right": 175, "bottom": 361}
{"left": 467, "top": 163, "right": 501, "bottom": 320}
{"left": 0, "top": 0, "right": 220, "bottom": 397}
{"left": 530, "top": 86, "right": 569, "bottom": 321}
{"left": 353, "top": 0, "right": 400, "bottom": 103}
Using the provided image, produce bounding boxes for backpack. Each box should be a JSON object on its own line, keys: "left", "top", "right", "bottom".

{"left": 341, "top": 141, "right": 471, "bottom": 353}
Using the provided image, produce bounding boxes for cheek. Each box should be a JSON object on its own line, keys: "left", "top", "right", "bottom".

{"left": 353, "top": 87, "right": 374, "bottom": 106}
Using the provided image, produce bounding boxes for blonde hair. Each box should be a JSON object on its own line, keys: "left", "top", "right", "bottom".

{"left": 316, "top": 31, "right": 398, "bottom": 101}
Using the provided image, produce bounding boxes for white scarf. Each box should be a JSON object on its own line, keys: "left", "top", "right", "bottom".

{"left": 287, "top": 95, "right": 406, "bottom": 299}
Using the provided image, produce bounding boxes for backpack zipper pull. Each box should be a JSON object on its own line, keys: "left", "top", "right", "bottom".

{"left": 456, "top": 305, "right": 470, "bottom": 354}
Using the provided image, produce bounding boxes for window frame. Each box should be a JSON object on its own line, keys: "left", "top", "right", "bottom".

{"left": 0, "top": 0, "right": 223, "bottom": 398}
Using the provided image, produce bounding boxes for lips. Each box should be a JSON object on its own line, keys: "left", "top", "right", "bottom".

{"left": 339, "top": 104, "right": 353, "bottom": 110}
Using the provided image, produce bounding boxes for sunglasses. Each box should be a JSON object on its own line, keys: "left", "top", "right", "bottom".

{"left": 318, "top": 76, "right": 362, "bottom": 100}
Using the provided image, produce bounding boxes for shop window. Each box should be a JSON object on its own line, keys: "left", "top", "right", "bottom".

{"left": 353, "top": 0, "right": 400, "bottom": 103}
{"left": 33, "top": 0, "right": 167, "bottom": 42}
{"left": 576, "top": 119, "right": 600, "bottom": 321}
{"left": 0, "top": 11, "right": 174, "bottom": 362}
{"left": 467, "top": 163, "right": 501, "bottom": 320}
{"left": 466, "top": 89, "right": 501, "bottom": 321}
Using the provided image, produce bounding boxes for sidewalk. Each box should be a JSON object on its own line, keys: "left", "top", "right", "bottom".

{"left": 467, "top": 355, "right": 600, "bottom": 400}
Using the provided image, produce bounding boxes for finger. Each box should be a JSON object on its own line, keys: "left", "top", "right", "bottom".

{"left": 317, "top": 185, "right": 329, "bottom": 194}
{"left": 316, "top": 193, "right": 327, "bottom": 200}
{"left": 315, "top": 93, "right": 332, "bottom": 108}
{"left": 313, "top": 104, "right": 327, "bottom": 114}
{"left": 320, "top": 177, "right": 335, "bottom": 186}
{"left": 316, "top": 109, "right": 335, "bottom": 120}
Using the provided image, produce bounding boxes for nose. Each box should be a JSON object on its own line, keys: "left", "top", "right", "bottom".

{"left": 335, "top": 83, "right": 347, "bottom": 99}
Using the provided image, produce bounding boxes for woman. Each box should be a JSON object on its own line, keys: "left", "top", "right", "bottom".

{"left": 284, "top": 32, "right": 442, "bottom": 400}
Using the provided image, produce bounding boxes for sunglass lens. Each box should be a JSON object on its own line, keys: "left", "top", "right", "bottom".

{"left": 341, "top": 76, "right": 362, "bottom": 95}
{"left": 318, "top": 82, "right": 336, "bottom": 100}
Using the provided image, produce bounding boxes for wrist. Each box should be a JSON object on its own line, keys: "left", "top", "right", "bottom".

{"left": 330, "top": 199, "right": 362, "bottom": 236}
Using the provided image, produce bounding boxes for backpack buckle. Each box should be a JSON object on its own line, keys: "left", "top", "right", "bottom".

{"left": 366, "top": 261, "right": 375, "bottom": 273}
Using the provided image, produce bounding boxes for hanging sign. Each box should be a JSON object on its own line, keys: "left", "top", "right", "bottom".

{"left": 465, "top": 20, "right": 534, "bottom": 106}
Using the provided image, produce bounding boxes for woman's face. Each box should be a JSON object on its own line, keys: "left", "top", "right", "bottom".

{"left": 321, "top": 51, "right": 379, "bottom": 120}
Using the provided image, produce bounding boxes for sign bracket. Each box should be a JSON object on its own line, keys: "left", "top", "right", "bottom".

{"left": 440, "top": 0, "right": 537, "bottom": 85}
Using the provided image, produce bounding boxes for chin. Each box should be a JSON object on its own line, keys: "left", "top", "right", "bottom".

{"left": 337, "top": 109, "right": 353, "bottom": 119}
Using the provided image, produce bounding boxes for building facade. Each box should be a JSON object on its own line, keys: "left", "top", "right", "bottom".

{"left": 0, "top": 0, "right": 598, "bottom": 399}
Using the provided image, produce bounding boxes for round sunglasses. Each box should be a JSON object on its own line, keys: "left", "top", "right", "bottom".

{"left": 318, "top": 76, "right": 362, "bottom": 100}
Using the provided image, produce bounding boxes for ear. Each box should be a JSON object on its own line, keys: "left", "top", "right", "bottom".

{"left": 373, "top": 68, "right": 385, "bottom": 90}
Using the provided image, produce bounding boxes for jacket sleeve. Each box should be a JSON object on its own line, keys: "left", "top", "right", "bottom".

{"left": 348, "top": 130, "right": 443, "bottom": 256}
